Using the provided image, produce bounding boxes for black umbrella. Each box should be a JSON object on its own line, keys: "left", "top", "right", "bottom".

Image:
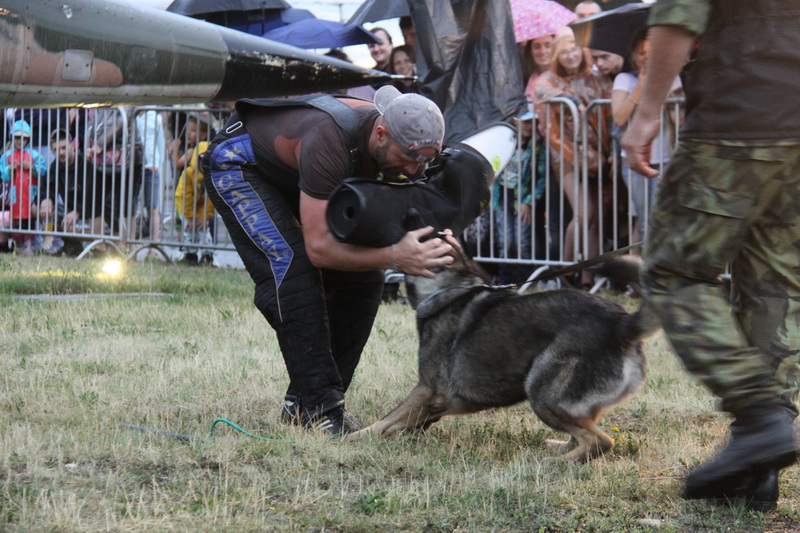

{"left": 263, "top": 19, "right": 380, "bottom": 49}
{"left": 167, "top": 0, "right": 290, "bottom": 16}
{"left": 570, "top": 2, "right": 651, "bottom": 57}
{"left": 166, "top": 0, "right": 309, "bottom": 35}
{"left": 347, "top": 0, "right": 410, "bottom": 26}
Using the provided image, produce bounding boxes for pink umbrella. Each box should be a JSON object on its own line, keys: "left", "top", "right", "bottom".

{"left": 510, "top": 0, "right": 577, "bottom": 43}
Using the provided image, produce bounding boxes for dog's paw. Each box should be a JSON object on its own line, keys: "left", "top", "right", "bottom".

{"left": 343, "top": 429, "right": 368, "bottom": 441}
{"left": 544, "top": 438, "right": 572, "bottom": 451}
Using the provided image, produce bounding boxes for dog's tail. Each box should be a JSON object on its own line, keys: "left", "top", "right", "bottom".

{"left": 598, "top": 255, "right": 662, "bottom": 340}
{"left": 623, "top": 304, "right": 662, "bottom": 341}
{"left": 593, "top": 254, "right": 643, "bottom": 288}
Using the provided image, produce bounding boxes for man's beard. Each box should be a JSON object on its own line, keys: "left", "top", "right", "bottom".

{"left": 374, "top": 142, "right": 403, "bottom": 180}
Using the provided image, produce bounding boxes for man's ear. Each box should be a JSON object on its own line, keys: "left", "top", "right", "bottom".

{"left": 374, "top": 122, "right": 389, "bottom": 144}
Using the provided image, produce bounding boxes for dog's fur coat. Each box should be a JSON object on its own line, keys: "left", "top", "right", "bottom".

{"left": 348, "top": 251, "right": 659, "bottom": 461}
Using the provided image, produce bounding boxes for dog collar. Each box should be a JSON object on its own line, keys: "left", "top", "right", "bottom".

{"left": 416, "top": 282, "right": 514, "bottom": 319}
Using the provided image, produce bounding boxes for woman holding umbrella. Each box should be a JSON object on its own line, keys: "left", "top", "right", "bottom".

{"left": 509, "top": 0, "right": 577, "bottom": 104}
{"left": 523, "top": 35, "right": 555, "bottom": 103}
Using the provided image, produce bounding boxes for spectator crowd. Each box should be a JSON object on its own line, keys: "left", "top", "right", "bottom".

{"left": 0, "top": 6, "right": 683, "bottom": 287}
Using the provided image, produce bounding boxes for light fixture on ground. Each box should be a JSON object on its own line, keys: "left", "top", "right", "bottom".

{"left": 101, "top": 260, "right": 123, "bottom": 276}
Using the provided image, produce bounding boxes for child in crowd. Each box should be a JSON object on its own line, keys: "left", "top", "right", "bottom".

{"left": 169, "top": 112, "right": 210, "bottom": 174}
{"left": 0, "top": 120, "right": 47, "bottom": 255}
{"left": 492, "top": 112, "right": 535, "bottom": 284}
{"left": 174, "top": 113, "right": 214, "bottom": 264}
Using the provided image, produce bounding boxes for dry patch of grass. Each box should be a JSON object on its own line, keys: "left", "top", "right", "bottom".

{"left": 1, "top": 256, "right": 798, "bottom": 531}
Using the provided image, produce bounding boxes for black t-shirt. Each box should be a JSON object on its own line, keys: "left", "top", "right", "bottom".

{"left": 242, "top": 100, "right": 380, "bottom": 200}
{"left": 45, "top": 154, "right": 91, "bottom": 215}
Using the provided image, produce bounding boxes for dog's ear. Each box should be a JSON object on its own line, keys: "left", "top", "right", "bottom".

{"left": 438, "top": 232, "right": 471, "bottom": 266}
{"left": 441, "top": 235, "right": 488, "bottom": 280}
{"left": 438, "top": 231, "right": 466, "bottom": 255}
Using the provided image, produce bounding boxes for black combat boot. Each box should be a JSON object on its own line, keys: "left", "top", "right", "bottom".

{"left": 684, "top": 405, "right": 797, "bottom": 511}
{"left": 686, "top": 468, "right": 779, "bottom": 512}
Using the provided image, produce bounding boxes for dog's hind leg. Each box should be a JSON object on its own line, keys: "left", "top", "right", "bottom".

{"left": 526, "top": 342, "right": 625, "bottom": 461}
{"left": 558, "top": 421, "right": 614, "bottom": 462}
{"left": 526, "top": 357, "right": 613, "bottom": 460}
{"left": 346, "top": 384, "right": 446, "bottom": 440}
{"left": 534, "top": 404, "right": 614, "bottom": 461}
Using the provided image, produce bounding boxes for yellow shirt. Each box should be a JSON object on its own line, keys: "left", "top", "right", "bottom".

{"left": 174, "top": 141, "right": 214, "bottom": 221}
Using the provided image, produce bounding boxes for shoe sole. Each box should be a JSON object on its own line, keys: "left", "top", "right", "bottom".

{"left": 706, "top": 496, "right": 777, "bottom": 513}
{"left": 685, "top": 451, "right": 796, "bottom": 505}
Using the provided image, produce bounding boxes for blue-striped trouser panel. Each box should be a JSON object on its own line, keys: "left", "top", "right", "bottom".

{"left": 207, "top": 133, "right": 293, "bottom": 288}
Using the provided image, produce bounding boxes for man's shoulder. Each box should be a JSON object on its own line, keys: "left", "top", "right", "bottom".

{"left": 315, "top": 95, "right": 379, "bottom": 129}
{"left": 303, "top": 99, "right": 378, "bottom": 145}
{"left": 242, "top": 96, "right": 376, "bottom": 131}
{"left": 612, "top": 71, "right": 637, "bottom": 89}
{"left": 338, "top": 96, "right": 376, "bottom": 108}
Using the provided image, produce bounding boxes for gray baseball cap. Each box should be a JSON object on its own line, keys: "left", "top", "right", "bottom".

{"left": 374, "top": 85, "right": 445, "bottom": 162}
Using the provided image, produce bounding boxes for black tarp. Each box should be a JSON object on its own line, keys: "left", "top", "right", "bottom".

{"left": 410, "top": 0, "right": 527, "bottom": 144}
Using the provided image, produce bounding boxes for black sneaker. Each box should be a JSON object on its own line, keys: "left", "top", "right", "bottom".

{"left": 280, "top": 397, "right": 361, "bottom": 434}
{"left": 280, "top": 396, "right": 302, "bottom": 425}
{"left": 306, "top": 409, "right": 346, "bottom": 436}
{"left": 342, "top": 411, "right": 362, "bottom": 433}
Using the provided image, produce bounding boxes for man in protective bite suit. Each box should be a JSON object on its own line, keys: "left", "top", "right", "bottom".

{"left": 202, "top": 86, "right": 454, "bottom": 436}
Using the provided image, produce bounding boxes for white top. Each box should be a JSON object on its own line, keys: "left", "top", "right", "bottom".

{"left": 613, "top": 72, "right": 682, "bottom": 164}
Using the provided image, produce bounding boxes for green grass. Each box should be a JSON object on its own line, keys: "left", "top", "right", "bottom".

{"left": 1, "top": 255, "right": 798, "bottom": 531}
{"left": 0, "top": 254, "right": 248, "bottom": 297}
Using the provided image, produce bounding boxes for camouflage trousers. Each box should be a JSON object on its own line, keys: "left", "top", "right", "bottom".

{"left": 642, "top": 140, "right": 800, "bottom": 416}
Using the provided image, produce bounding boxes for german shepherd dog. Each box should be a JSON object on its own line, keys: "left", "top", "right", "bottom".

{"left": 347, "top": 248, "right": 658, "bottom": 461}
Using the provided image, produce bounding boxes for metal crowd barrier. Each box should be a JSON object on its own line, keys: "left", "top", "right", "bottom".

{"left": 1, "top": 101, "right": 683, "bottom": 275}
{"left": 127, "top": 106, "right": 234, "bottom": 262}
{"left": 1, "top": 107, "right": 132, "bottom": 257}
{"left": 465, "top": 97, "right": 685, "bottom": 291}
{"left": 1, "top": 106, "right": 235, "bottom": 261}
{"left": 462, "top": 97, "right": 579, "bottom": 273}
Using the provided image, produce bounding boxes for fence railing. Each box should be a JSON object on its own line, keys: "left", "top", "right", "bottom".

{"left": 2, "top": 101, "right": 684, "bottom": 276}
{"left": 126, "top": 106, "right": 235, "bottom": 262}
{"left": 464, "top": 97, "right": 684, "bottom": 289}
{"left": 1, "top": 106, "right": 235, "bottom": 260}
